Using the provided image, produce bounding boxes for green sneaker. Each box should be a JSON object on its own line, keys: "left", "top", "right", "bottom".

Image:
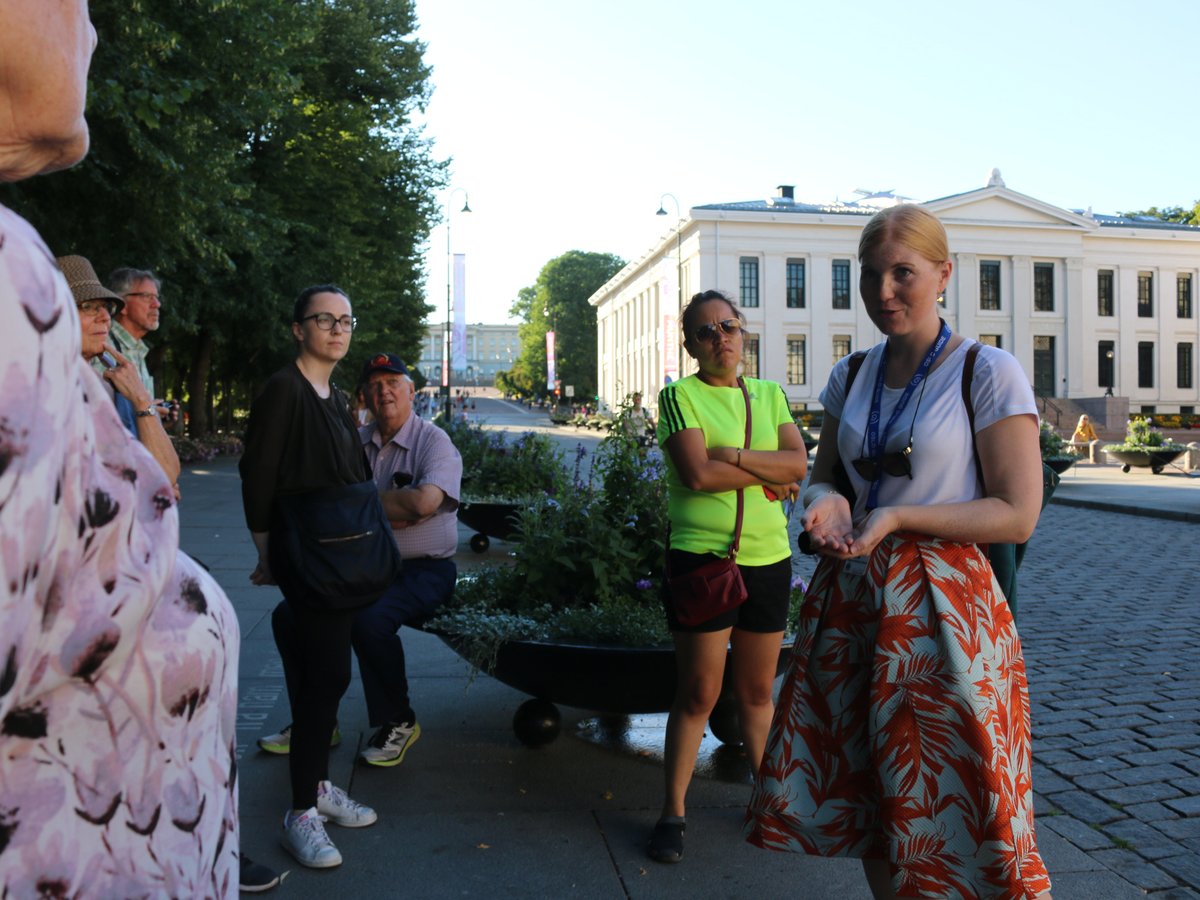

{"left": 257, "top": 722, "right": 341, "bottom": 755}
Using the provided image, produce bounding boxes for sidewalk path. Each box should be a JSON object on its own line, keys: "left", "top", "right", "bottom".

{"left": 179, "top": 402, "right": 1197, "bottom": 897}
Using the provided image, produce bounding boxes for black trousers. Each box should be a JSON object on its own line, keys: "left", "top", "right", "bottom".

{"left": 272, "top": 600, "right": 355, "bottom": 811}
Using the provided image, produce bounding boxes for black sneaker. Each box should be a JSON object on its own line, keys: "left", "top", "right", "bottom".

{"left": 646, "top": 819, "right": 685, "bottom": 863}
{"left": 239, "top": 854, "right": 281, "bottom": 892}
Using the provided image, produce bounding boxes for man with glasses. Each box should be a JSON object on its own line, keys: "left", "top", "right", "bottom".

{"left": 104, "top": 266, "right": 174, "bottom": 424}
{"left": 59, "top": 255, "right": 180, "bottom": 490}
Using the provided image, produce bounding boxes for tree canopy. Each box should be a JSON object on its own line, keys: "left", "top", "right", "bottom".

{"left": 1118, "top": 201, "right": 1200, "bottom": 225}
{"left": 1, "top": 0, "right": 445, "bottom": 433}
{"left": 500, "top": 251, "right": 625, "bottom": 401}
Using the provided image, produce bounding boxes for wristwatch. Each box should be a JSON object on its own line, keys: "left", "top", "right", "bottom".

{"left": 135, "top": 406, "right": 156, "bottom": 418}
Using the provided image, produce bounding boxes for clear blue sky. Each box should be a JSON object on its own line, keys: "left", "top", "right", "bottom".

{"left": 413, "top": 0, "right": 1200, "bottom": 325}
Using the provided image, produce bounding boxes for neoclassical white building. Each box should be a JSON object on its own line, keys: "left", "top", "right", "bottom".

{"left": 591, "top": 175, "right": 1200, "bottom": 422}
{"left": 416, "top": 322, "right": 520, "bottom": 387}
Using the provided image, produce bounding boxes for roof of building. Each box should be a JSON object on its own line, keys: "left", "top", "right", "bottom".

{"left": 1084, "top": 212, "right": 1200, "bottom": 231}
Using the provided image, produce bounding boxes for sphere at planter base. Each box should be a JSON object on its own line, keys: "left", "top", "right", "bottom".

{"left": 707, "top": 691, "right": 742, "bottom": 746}
{"left": 513, "top": 698, "right": 561, "bottom": 747}
{"left": 469, "top": 532, "right": 490, "bottom": 553}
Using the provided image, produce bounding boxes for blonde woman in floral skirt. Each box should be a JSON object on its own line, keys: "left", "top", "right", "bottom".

{"left": 745, "top": 205, "right": 1052, "bottom": 899}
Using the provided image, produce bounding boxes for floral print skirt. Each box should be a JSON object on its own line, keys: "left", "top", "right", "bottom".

{"left": 744, "top": 534, "right": 1050, "bottom": 899}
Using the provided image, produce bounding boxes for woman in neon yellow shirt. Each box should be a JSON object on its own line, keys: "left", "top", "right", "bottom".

{"left": 649, "top": 290, "right": 808, "bottom": 863}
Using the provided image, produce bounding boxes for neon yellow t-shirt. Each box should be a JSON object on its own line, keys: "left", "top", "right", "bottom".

{"left": 656, "top": 375, "right": 794, "bottom": 566}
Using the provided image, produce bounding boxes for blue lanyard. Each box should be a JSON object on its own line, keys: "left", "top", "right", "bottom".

{"left": 864, "top": 320, "right": 951, "bottom": 509}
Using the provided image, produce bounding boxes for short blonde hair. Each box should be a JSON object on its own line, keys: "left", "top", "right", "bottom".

{"left": 858, "top": 205, "right": 949, "bottom": 266}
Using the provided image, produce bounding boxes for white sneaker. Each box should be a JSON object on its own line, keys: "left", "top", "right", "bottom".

{"left": 281, "top": 808, "right": 341, "bottom": 868}
{"left": 317, "top": 780, "right": 378, "bottom": 828}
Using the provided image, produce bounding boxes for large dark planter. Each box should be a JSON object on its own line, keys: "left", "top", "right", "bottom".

{"left": 1105, "top": 447, "right": 1187, "bottom": 475}
{"left": 435, "top": 633, "right": 791, "bottom": 746}
{"left": 1044, "top": 456, "right": 1076, "bottom": 475}
{"left": 457, "top": 500, "right": 523, "bottom": 552}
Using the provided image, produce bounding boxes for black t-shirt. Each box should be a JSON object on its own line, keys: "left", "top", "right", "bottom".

{"left": 239, "top": 361, "right": 369, "bottom": 532}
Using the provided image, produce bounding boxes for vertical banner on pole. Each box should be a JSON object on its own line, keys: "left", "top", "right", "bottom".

{"left": 452, "top": 253, "right": 467, "bottom": 373}
{"left": 662, "top": 314, "right": 678, "bottom": 384}
{"left": 441, "top": 325, "right": 449, "bottom": 387}
{"left": 545, "top": 331, "right": 556, "bottom": 391}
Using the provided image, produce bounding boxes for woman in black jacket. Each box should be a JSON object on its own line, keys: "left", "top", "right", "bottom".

{"left": 240, "top": 284, "right": 379, "bottom": 869}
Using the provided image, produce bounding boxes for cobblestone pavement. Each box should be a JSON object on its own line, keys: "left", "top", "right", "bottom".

{"left": 1019, "top": 504, "right": 1200, "bottom": 897}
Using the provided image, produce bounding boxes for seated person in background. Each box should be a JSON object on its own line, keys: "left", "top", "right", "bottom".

{"left": 59, "top": 254, "right": 181, "bottom": 490}
{"left": 1072, "top": 413, "right": 1098, "bottom": 444}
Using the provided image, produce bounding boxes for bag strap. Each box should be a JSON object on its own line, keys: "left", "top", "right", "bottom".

{"left": 961, "top": 342, "right": 986, "bottom": 490}
{"left": 729, "top": 377, "right": 752, "bottom": 558}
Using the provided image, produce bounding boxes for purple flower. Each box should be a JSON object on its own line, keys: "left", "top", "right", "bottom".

{"left": 790, "top": 576, "right": 808, "bottom": 594}
{"left": 635, "top": 579, "right": 653, "bottom": 590}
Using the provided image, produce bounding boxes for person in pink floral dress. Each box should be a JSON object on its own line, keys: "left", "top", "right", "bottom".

{"left": 745, "top": 205, "right": 1052, "bottom": 899}
{"left": 0, "top": 1, "right": 239, "bottom": 895}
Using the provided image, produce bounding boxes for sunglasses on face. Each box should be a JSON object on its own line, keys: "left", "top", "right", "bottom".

{"left": 851, "top": 440, "right": 914, "bottom": 481}
{"left": 693, "top": 318, "right": 742, "bottom": 342}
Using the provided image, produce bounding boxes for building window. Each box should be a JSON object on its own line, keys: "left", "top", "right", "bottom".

{"left": 832, "top": 335, "right": 851, "bottom": 363}
{"left": 832, "top": 260, "right": 851, "bottom": 310}
{"left": 1137, "top": 272, "right": 1153, "bottom": 317}
{"left": 1178, "top": 273, "right": 1194, "bottom": 319}
{"left": 979, "top": 334, "right": 1002, "bottom": 348}
{"left": 980, "top": 261, "right": 1001, "bottom": 311}
{"left": 1097, "top": 269, "right": 1114, "bottom": 317}
{"left": 786, "top": 259, "right": 805, "bottom": 308}
{"left": 786, "top": 336, "right": 806, "bottom": 385}
{"left": 1033, "top": 263, "right": 1054, "bottom": 312}
{"left": 739, "top": 257, "right": 759, "bottom": 308}
{"left": 1178, "top": 342, "right": 1194, "bottom": 389}
{"left": 1098, "top": 340, "right": 1114, "bottom": 391}
{"left": 1138, "top": 341, "right": 1154, "bottom": 388}
{"left": 742, "top": 333, "right": 759, "bottom": 378}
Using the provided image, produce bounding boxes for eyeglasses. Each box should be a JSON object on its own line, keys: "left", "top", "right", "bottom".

{"left": 78, "top": 299, "right": 119, "bottom": 317}
{"left": 124, "top": 291, "right": 160, "bottom": 302}
{"left": 300, "top": 313, "right": 357, "bottom": 332}
{"left": 693, "top": 318, "right": 742, "bottom": 342}
{"left": 851, "top": 440, "right": 913, "bottom": 481}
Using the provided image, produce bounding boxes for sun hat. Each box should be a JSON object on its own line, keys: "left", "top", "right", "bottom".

{"left": 56, "top": 255, "right": 125, "bottom": 313}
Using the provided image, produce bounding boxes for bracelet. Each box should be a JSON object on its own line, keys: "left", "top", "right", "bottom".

{"left": 135, "top": 406, "right": 156, "bottom": 418}
{"left": 735, "top": 447, "right": 743, "bottom": 468}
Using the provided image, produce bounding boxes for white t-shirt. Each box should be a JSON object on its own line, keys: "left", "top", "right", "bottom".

{"left": 820, "top": 340, "right": 1037, "bottom": 523}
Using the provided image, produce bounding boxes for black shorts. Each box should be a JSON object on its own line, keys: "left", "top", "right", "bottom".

{"left": 662, "top": 549, "right": 791, "bottom": 634}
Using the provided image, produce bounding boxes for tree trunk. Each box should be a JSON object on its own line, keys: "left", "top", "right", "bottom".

{"left": 187, "top": 332, "right": 214, "bottom": 436}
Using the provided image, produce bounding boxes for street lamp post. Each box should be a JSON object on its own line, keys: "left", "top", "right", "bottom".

{"left": 656, "top": 193, "right": 683, "bottom": 309}
{"left": 445, "top": 187, "right": 471, "bottom": 419}
{"left": 656, "top": 193, "right": 684, "bottom": 389}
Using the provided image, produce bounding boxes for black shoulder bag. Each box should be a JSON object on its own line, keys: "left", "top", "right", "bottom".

{"left": 269, "top": 386, "right": 402, "bottom": 610}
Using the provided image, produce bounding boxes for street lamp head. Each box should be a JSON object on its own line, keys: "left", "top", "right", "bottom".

{"left": 460, "top": 196, "right": 472, "bottom": 214}
{"left": 656, "top": 206, "right": 667, "bottom": 216}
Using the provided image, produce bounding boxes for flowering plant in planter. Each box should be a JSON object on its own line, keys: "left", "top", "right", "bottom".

{"left": 432, "top": 400, "right": 812, "bottom": 674}
{"left": 438, "top": 417, "right": 569, "bottom": 502}
{"left": 1103, "top": 416, "right": 1187, "bottom": 453}
{"left": 430, "top": 415, "right": 671, "bottom": 670}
